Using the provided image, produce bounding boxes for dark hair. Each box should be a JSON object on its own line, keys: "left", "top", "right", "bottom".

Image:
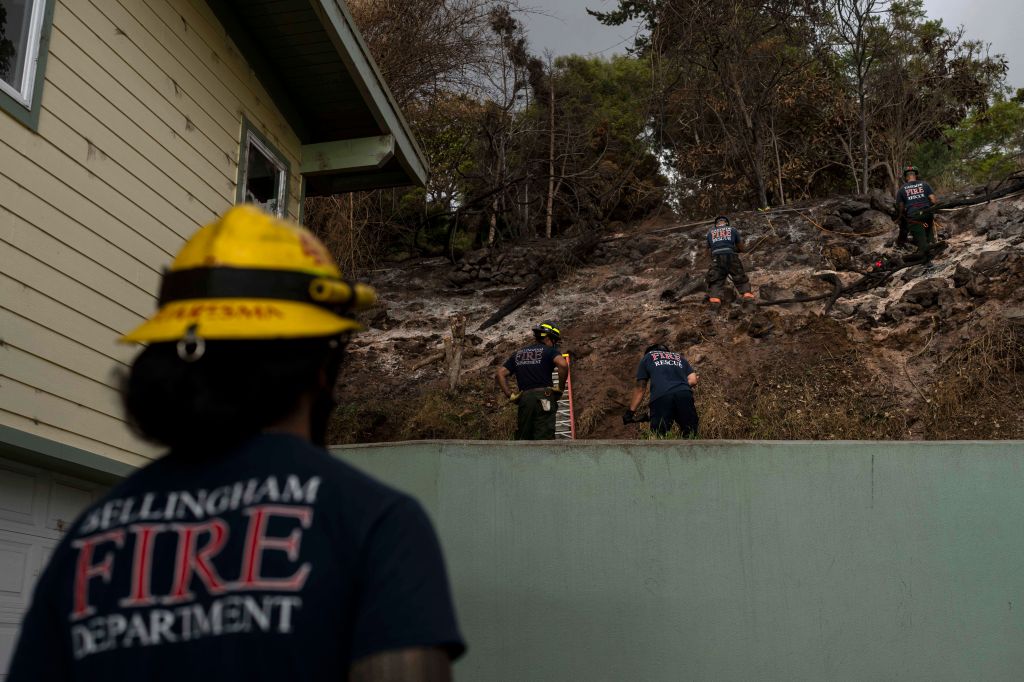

{"left": 122, "top": 336, "right": 345, "bottom": 452}
{"left": 645, "top": 343, "right": 669, "bottom": 354}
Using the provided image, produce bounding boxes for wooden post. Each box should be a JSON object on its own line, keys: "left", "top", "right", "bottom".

{"left": 445, "top": 314, "right": 467, "bottom": 390}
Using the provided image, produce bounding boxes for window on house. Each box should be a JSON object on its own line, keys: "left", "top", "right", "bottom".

{"left": 0, "top": 0, "right": 48, "bottom": 108}
{"left": 239, "top": 128, "right": 288, "bottom": 217}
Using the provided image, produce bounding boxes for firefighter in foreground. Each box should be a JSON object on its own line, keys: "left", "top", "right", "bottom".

{"left": 496, "top": 322, "right": 570, "bottom": 440}
{"left": 706, "top": 215, "right": 755, "bottom": 312}
{"left": 895, "top": 164, "right": 940, "bottom": 262}
{"left": 9, "top": 206, "right": 464, "bottom": 682}
{"left": 623, "top": 344, "right": 699, "bottom": 438}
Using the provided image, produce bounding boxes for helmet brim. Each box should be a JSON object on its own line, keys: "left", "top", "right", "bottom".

{"left": 120, "top": 298, "right": 364, "bottom": 344}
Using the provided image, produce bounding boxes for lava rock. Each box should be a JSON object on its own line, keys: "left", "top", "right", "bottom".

{"left": 952, "top": 264, "right": 976, "bottom": 287}
{"left": 973, "top": 249, "right": 1009, "bottom": 273}
{"left": 852, "top": 209, "right": 893, "bottom": 234}
{"left": 868, "top": 188, "right": 897, "bottom": 217}
{"left": 901, "top": 278, "right": 949, "bottom": 308}
{"left": 637, "top": 240, "right": 660, "bottom": 255}
{"left": 823, "top": 215, "right": 848, "bottom": 232}
{"left": 836, "top": 199, "right": 871, "bottom": 216}
{"left": 447, "top": 270, "right": 475, "bottom": 286}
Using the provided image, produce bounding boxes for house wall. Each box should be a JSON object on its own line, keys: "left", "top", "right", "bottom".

{"left": 0, "top": 0, "right": 304, "bottom": 468}
{"left": 335, "top": 440, "right": 1024, "bottom": 682}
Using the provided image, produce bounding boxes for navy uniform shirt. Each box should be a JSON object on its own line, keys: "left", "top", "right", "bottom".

{"left": 8, "top": 433, "right": 465, "bottom": 682}
{"left": 504, "top": 343, "right": 559, "bottom": 392}
{"left": 896, "top": 180, "right": 934, "bottom": 215}
{"left": 707, "top": 225, "right": 742, "bottom": 255}
{"left": 637, "top": 350, "right": 696, "bottom": 402}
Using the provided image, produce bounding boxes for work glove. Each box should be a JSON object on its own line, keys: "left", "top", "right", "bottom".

{"left": 623, "top": 409, "right": 635, "bottom": 425}
{"left": 509, "top": 392, "right": 521, "bottom": 404}
{"left": 547, "top": 387, "right": 563, "bottom": 401}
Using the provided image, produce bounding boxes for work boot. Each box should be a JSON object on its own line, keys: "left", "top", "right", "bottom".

{"left": 741, "top": 291, "right": 756, "bottom": 312}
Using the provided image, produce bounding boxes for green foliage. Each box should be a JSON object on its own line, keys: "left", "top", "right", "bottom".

{"left": 917, "top": 96, "right": 1024, "bottom": 187}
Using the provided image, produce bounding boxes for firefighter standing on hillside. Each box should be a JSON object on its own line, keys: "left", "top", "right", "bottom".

{"left": 496, "top": 322, "right": 569, "bottom": 440}
{"left": 895, "top": 165, "right": 940, "bottom": 261}
{"left": 706, "top": 215, "right": 755, "bottom": 313}
{"left": 623, "top": 343, "right": 699, "bottom": 438}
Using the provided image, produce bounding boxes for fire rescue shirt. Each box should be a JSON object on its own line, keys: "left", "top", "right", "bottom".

{"left": 707, "top": 225, "right": 742, "bottom": 255}
{"left": 7, "top": 433, "right": 465, "bottom": 682}
{"left": 896, "top": 180, "right": 934, "bottom": 215}
{"left": 504, "top": 343, "right": 559, "bottom": 391}
{"left": 637, "top": 350, "right": 696, "bottom": 402}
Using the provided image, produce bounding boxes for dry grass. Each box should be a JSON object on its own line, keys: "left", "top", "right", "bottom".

{"left": 695, "top": 333, "right": 909, "bottom": 440}
{"left": 304, "top": 195, "right": 390, "bottom": 277}
{"left": 575, "top": 403, "right": 612, "bottom": 438}
{"left": 922, "top": 320, "right": 1024, "bottom": 439}
{"left": 329, "top": 377, "right": 516, "bottom": 443}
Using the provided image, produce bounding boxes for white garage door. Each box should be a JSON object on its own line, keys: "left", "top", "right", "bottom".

{"left": 0, "top": 458, "right": 104, "bottom": 679}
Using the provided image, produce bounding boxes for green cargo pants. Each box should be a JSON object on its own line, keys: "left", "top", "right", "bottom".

{"left": 706, "top": 253, "right": 752, "bottom": 301}
{"left": 908, "top": 219, "right": 935, "bottom": 261}
{"left": 515, "top": 390, "right": 557, "bottom": 440}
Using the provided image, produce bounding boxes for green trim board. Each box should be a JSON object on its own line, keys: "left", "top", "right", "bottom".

{"left": 236, "top": 116, "right": 291, "bottom": 217}
{"left": 301, "top": 135, "right": 395, "bottom": 175}
{"left": 0, "top": 425, "right": 133, "bottom": 483}
{"left": 0, "top": 0, "right": 56, "bottom": 132}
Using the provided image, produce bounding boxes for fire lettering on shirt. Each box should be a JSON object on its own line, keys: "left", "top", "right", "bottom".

{"left": 238, "top": 505, "right": 312, "bottom": 591}
{"left": 71, "top": 529, "right": 126, "bottom": 621}
{"left": 118, "top": 523, "right": 167, "bottom": 608}
{"left": 165, "top": 520, "right": 230, "bottom": 604}
{"left": 515, "top": 348, "right": 545, "bottom": 366}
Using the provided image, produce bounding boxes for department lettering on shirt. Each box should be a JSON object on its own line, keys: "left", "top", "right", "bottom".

{"left": 68, "top": 475, "right": 320, "bottom": 660}
{"left": 710, "top": 227, "right": 733, "bottom": 241}
{"left": 649, "top": 351, "right": 684, "bottom": 367}
{"left": 515, "top": 348, "right": 546, "bottom": 366}
{"left": 72, "top": 594, "right": 301, "bottom": 660}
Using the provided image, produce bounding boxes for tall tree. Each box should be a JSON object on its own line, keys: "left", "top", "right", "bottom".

{"left": 826, "top": 0, "right": 892, "bottom": 192}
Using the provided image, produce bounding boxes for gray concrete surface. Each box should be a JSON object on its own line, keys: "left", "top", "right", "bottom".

{"left": 333, "top": 440, "right": 1024, "bottom": 681}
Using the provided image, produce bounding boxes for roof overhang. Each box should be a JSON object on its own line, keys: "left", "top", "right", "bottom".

{"left": 207, "top": 0, "right": 427, "bottom": 194}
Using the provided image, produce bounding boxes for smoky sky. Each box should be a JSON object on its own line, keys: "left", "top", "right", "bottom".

{"left": 522, "top": 0, "right": 1022, "bottom": 90}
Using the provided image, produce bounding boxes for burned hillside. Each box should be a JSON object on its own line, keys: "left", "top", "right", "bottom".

{"left": 330, "top": 187, "right": 1024, "bottom": 442}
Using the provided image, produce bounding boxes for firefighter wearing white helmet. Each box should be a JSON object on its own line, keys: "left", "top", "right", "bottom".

{"left": 8, "top": 206, "right": 465, "bottom": 682}
{"left": 495, "top": 321, "right": 569, "bottom": 439}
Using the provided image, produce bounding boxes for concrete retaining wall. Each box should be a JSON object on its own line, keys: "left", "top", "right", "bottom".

{"left": 332, "top": 440, "right": 1024, "bottom": 681}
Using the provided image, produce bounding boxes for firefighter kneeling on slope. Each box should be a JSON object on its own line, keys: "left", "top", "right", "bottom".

{"left": 496, "top": 322, "right": 569, "bottom": 440}
{"left": 896, "top": 164, "right": 940, "bottom": 262}
{"left": 706, "top": 215, "right": 755, "bottom": 313}
{"left": 623, "top": 344, "right": 699, "bottom": 438}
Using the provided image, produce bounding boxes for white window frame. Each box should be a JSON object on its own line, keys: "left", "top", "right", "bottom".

{"left": 0, "top": 0, "right": 49, "bottom": 109}
{"left": 239, "top": 126, "right": 289, "bottom": 218}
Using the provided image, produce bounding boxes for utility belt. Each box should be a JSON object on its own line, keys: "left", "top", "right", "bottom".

{"left": 521, "top": 386, "right": 560, "bottom": 413}
{"left": 711, "top": 250, "right": 737, "bottom": 258}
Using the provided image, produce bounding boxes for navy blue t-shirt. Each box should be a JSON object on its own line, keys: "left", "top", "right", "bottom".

{"left": 504, "top": 344, "right": 558, "bottom": 391}
{"left": 637, "top": 350, "right": 696, "bottom": 402}
{"left": 896, "top": 180, "right": 934, "bottom": 214}
{"left": 8, "top": 433, "right": 464, "bottom": 681}
{"left": 707, "top": 225, "right": 742, "bottom": 255}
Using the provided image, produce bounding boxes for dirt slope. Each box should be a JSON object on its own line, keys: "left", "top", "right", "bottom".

{"left": 330, "top": 191, "right": 1024, "bottom": 442}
